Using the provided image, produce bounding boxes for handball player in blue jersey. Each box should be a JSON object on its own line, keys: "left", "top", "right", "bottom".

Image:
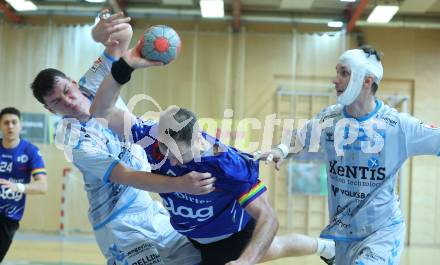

{"left": 258, "top": 46, "right": 440, "bottom": 265}
{"left": 129, "top": 106, "right": 276, "bottom": 265}
{"left": 0, "top": 107, "right": 48, "bottom": 262}
{"left": 90, "top": 36, "right": 336, "bottom": 265}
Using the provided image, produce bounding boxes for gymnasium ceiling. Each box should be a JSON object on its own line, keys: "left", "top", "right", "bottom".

{"left": 1, "top": 0, "right": 440, "bottom": 28}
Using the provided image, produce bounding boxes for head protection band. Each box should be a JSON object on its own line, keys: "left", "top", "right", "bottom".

{"left": 337, "top": 49, "right": 383, "bottom": 105}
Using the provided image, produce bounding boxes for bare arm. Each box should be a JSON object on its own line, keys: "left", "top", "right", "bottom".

{"left": 255, "top": 118, "right": 327, "bottom": 170}
{"left": 110, "top": 163, "right": 215, "bottom": 195}
{"left": 90, "top": 39, "right": 163, "bottom": 140}
{"left": 90, "top": 74, "right": 135, "bottom": 138}
{"left": 227, "top": 193, "right": 279, "bottom": 265}
{"left": 0, "top": 173, "right": 47, "bottom": 194}
{"left": 26, "top": 174, "right": 48, "bottom": 194}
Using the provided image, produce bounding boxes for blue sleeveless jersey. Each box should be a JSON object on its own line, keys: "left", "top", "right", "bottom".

{"left": 131, "top": 119, "right": 267, "bottom": 241}
{"left": 0, "top": 139, "right": 46, "bottom": 221}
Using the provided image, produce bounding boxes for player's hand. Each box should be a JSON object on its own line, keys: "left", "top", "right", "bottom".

{"left": 253, "top": 148, "right": 285, "bottom": 171}
{"left": 122, "top": 39, "right": 164, "bottom": 69}
{"left": 92, "top": 10, "right": 131, "bottom": 46}
{"left": 0, "top": 179, "right": 18, "bottom": 192}
{"left": 178, "top": 171, "right": 216, "bottom": 195}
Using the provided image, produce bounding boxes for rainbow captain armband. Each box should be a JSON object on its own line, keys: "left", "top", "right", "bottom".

{"left": 238, "top": 180, "right": 267, "bottom": 208}
{"left": 31, "top": 168, "right": 46, "bottom": 176}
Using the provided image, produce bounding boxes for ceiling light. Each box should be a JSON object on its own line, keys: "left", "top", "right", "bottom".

{"left": 340, "top": 0, "right": 356, "bottom": 2}
{"left": 200, "top": 0, "right": 224, "bottom": 18}
{"left": 5, "top": 0, "right": 37, "bottom": 11}
{"left": 367, "top": 5, "right": 399, "bottom": 23}
{"left": 328, "top": 21, "right": 344, "bottom": 28}
{"left": 85, "top": 0, "right": 106, "bottom": 3}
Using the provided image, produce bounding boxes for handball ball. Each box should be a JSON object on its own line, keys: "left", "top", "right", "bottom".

{"left": 141, "top": 25, "right": 181, "bottom": 64}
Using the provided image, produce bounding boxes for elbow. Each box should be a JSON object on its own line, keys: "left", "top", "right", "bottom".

{"left": 108, "top": 171, "right": 122, "bottom": 184}
{"left": 255, "top": 206, "right": 279, "bottom": 234}
{"left": 108, "top": 163, "right": 128, "bottom": 185}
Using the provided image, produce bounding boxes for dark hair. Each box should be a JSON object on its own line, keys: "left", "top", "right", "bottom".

{"left": 0, "top": 107, "right": 21, "bottom": 120}
{"left": 165, "top": 108, "right": 197, "bottom": 145}
{"left": 359, "top": 45, "right": 383, "bottom": 94}
{"left": 30, "top": 68, "right": 67, "bottom": 104}
{"left": 359, "top": 45, "right": 383, "bottom": 62}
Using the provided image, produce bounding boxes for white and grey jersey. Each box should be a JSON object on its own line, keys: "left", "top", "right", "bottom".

{"left": 293, "top": 100, "right": 440, "bottom": 241}
{"left": 55, "top": 52, "right": 153, "bottom": 228}
{"left": 58, "top": 117, "right": 154, "bottom": 228}
{"left": 55, "top": 53, "right": 201, "bottom": 265}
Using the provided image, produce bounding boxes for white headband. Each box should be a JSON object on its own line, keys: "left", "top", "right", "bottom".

{"left": 337, "top": 49, "right": 384, "bottom": 106}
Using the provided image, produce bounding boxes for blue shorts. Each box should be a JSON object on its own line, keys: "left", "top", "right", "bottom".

{"left": 335, "top": 222, "right": 405, "bottom": 265}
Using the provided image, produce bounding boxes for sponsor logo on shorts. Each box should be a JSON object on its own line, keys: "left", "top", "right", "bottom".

{"left": 128, "top": 242, "right": 163, "bottom": 265}
{"left": 109, "top": 242, "right": 164, "bottom": 265}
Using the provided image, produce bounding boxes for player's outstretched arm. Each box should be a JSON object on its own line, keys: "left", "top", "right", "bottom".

{"left": 254, "top": 120, "right": 326, "bottom": 170}
{"left": 0, "top": 174, "right": 47, "bottom": 195}
{"left": 109, "top": 163, "right": 215, "bottom": 195}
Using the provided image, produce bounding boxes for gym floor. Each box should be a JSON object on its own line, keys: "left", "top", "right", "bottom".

{"left": 3, "top": 232, "right": 439, "bottom": 265}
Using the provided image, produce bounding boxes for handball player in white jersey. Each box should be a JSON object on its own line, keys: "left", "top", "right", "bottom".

{"left": 30, "top": 11, "right": 215, "bottom": 265}
{"left": 258, "top": 46, "right": 440, "bottom": 265}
